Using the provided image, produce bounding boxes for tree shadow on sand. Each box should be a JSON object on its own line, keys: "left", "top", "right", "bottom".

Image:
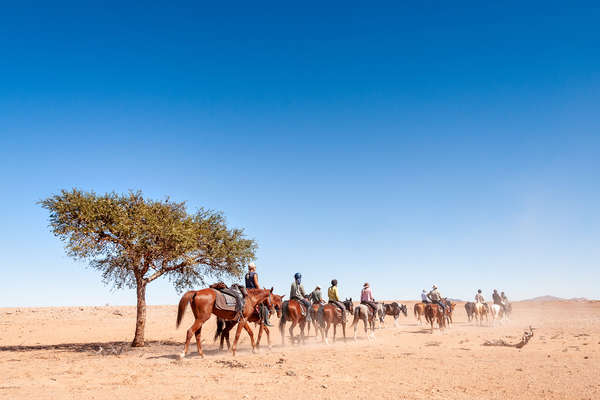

{"left": 0, "top": 340, "right": 183, "bottom": 355}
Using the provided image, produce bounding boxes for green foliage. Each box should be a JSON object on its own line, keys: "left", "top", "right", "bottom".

{"left": 40, "top": 189, "right": 257, "bottom": 291}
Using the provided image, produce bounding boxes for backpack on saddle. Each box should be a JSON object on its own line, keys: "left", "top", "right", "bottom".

{"left": 209, "top": 282, "right": 247, "bottom": 320}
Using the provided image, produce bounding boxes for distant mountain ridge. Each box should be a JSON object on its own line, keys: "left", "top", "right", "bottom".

{"left": 522, "top": 295, "right": 589, "bottom": 302}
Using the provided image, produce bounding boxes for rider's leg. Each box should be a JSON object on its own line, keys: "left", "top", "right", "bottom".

{"left": 261, "top": 304, "right": 272, "bottom": 326}
{"left": 302, "top": 299, "right": 312, "bottom": 321}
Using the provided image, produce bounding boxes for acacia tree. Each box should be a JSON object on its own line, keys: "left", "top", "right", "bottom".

{"left": 40, "top": 189, "right": 256, "bottom": 346}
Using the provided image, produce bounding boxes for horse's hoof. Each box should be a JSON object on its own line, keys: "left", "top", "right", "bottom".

{"left": 178, "top": 352, "right": 185, "bottom": 360}
{"left": 325, "top": 338, "right": 329, "bottom": 345}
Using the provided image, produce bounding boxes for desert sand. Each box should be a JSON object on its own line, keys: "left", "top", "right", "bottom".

{"left": 1, "top": 300, "right": 599, "bottom": 400}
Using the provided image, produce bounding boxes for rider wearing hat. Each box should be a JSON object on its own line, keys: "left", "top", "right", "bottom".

{"left": 328, "top": 279, "right": 347, "bottom": 323}
{"left": 427, "top": 284, "right": 446, "bottom": 314}
{"left": 360, "top": 282, "right": 378, "bottom": 317}
{"left": 244, "top": 262, "right": 272, "bottom": 326}
{"left": 290, "top": 273, "right": 312, "bottom": 322}
{"left": 310, "top": 285, "right": 324, "bottom": 305}
{"left": 475, "top": 289, "right": 485, "bottom": 304}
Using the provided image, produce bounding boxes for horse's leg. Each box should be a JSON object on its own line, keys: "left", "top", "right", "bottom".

{"left": 333, "top": 322, "right": 337, "bottom": 343}
{"left": 299, "top": 320, "right": 306, "bottom": 344}
{"left": 256, "top": 324, "right": 263, "bottom": 349}
{"left": 324, "top": 321, "right": 331, "bottom": 345}
{"left": 264, "top": 326, "right": 271, "bottom": 351}
{"left": 289, "top": 320, "right": 297, "bottom": 345}
{"left": 342, "top": 320, "right": 346, "bottom": 342}
{"left": 231, "top": 318, "right": 251, "bottom": 356}
{"left": 242, "top": 321, "right": 257, "bottom": 353}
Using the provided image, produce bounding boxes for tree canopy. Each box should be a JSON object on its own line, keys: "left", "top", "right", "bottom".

{"left": 40, "top": 189, "right": 257, "bottom": 345}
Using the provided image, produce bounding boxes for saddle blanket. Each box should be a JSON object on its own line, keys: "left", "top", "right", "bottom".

{"left": 213, "top": 288, "right": 240, "bottom": 312}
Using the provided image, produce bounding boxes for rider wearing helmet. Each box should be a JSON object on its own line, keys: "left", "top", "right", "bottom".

{"left": 427, "top": 284, "right": 446, "bottom": 314}
{"left": 475, "top": 289, "right": 485, "bottom": 304}
{"left": 290, "top": 273, "right": 311, "bottom": 321}
{"left": 244, "top": 262, "right": 272, "bottom": 326}
{"left": 328, "top": 279, "right": 347, "bottom": 323}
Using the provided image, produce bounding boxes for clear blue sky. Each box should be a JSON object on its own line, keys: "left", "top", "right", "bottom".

{"left": 1, "top": 2, "right": 598, "bottom": 306}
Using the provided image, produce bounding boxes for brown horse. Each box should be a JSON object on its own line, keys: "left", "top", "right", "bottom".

{"left": 443, "top": 299, "right": 456, "bottom": 326}
{"left": 279, "top": 299, "right": 311, "bottom": 345}
{"left": 424, "top": 303, "right": 445, "bottom": 333}
{"left": 305, "top": 302, "right": 322, "bottom": 337}
{"left": 464, "top": 302, "right": 475, "bottom": 322}
{"left": 176, "top": 287, "right": 274, "bottom": 357}
{"left": 316, "top": 300, "right": 353, "bottom": 344}
{"left": 473, "top": 302, "right": 489, "bottom": 326}
{"left": 414, "top": 302, "right": 427, "bottom": 324}
{"left": 214, "top": 294, "right": 285, "bottom": 351}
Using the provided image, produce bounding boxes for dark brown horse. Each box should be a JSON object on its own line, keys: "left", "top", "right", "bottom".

{"left": 381, "top": 302, "right": 408, "bottom": 327}
{"left": 176, "top": 287, "right": 274, "bottom": 357}
{"left": 424, "top": 303, "right": 445, "bottom": 333}
{"left": 464, "top": 302, "right": 475, "bottom": 322}
{"left": 214, "top": 294, "right": 285, "bottom": 351}
{"left": 316, "top": 300, "right": 353, "bottom": 344}
{"left": 279, "top": 299, "right": 311, "bottom": 345}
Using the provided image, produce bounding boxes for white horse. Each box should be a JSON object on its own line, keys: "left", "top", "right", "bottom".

{"left": 350, "top": 304, "right": 376, "bottom": 340}
{"left": 490, "top": 304, "right": 508, "bottom": 326}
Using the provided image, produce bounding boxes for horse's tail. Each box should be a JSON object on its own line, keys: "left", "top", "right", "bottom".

{"left": 350, "top": 306, "right": 360, "bottom": 327}
{"left": 176, "top": 291, "right": 195, "bottom": 328}
{"left": 317, "top": 305, "right": 325, "bottom": 329}
{"left": 413, "top": 304, "right": 418, "bottom": 317}
{"left": 214, "top": 318, "right": 225, "bottom": 342}
{"left": 279, "top": 301, "right": 288, "bottom": 331}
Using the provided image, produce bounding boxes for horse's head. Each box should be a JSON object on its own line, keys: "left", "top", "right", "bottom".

{"left": 263, "top": 287, "right": 275, "bottom": 313}
{"left": 343, "top": 298, "right": 354, "bottom": 312}
{"left": 400, "top": 304, "right": 408, "bottom": 316}
{"left": 271, "top": 294, "right": 284, "bottom": 318}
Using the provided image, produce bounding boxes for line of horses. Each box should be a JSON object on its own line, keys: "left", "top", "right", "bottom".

{"left": 175, "top": 287, "right": 509, "bottom": 358}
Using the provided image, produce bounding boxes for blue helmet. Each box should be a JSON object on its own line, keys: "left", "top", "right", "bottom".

{"left": 294, "top": 272, "right": 302, "bottom": 280}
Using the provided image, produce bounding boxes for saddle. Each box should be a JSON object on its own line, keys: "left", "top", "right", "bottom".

{"left": 291, "top": 299, "right": 308, "bottom": 316}
{"left": 210, "top": 282, "right": 246, "bottom": 318}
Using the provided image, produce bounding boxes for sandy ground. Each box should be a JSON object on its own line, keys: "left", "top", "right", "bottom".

{"left": 1, "top": 300, "right": 599, "bottom": 400}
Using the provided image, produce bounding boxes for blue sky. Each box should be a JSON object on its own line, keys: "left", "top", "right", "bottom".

{"left": 1, "top": 2, "right": 599, "bottom": 306}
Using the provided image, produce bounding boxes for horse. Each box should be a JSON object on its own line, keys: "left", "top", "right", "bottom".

{"left": 413, "top": 302, "right": 427, "bottom": 324}
{"left": 316, "top": 299, "right": 353, "bottom": 344}
{"left": 424, "top": 303, "right": 445, "bottom": 333}
{"left": 442, "top": 299, "right": 456, "bottom": 326}
{"left": 214, "top": 294, "right": 285, "bottom": 351}
{"left": 376, "top": 303, "right": 386, "bottom": 328}
{"left": 380, "top": 302, "right": 408, "bottom": 328}
{"left": 350, "top": 300, "right": 376, "bottom": 340}
{"left": 464, "top": 302, "right": 476, "bottom": 322}
{"left": 473, "top": 302, "right": 489, "bottom": 326}
{"left": 490, "top": 304, "right": 507, "bottom": 326}
{"left": 279, "top": 298, "right": 312, "bottom": 345}
{"left": 176, "top": 287, "right": 274, "bottom": 358}
{"left": 305, "top": 301, "right": 322, "bottom": 338}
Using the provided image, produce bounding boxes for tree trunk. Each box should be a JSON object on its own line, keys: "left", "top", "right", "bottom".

{"left": 132, "top": 280, "right": 147, "bottom": 347}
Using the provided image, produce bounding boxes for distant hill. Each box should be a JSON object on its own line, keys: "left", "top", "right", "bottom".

{"left": 522, "top": 295, "right": 589, "bottom": 302}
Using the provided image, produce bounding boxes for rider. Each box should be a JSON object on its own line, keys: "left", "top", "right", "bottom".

{"left": 492, "top": 289, "right": 502, "bottom": 306}
{"left": 360, "top": 282, "right": 378, "bottom": 317}
{"left": 328, "top": 279, "right": 347, "bottom": 323}
{"left": 475, "top": 289, "right": 485, "bottom": 304}
{"left": 309, "top": 285, "right": 324, "bottom": 304}
{"left": 500, "top": 291, "right": 509, "bottom": 312}
{"left": 421, "top": 289, "right": 430, "bottom": 303}
{"left": 244, "top": 262, "right": 272, "bottom": 326}
{"left": 290, "top": 273, "right": 312, "bottom": 322}
{"left": 427, "top": 284, "right": 446, "bottom": 314}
